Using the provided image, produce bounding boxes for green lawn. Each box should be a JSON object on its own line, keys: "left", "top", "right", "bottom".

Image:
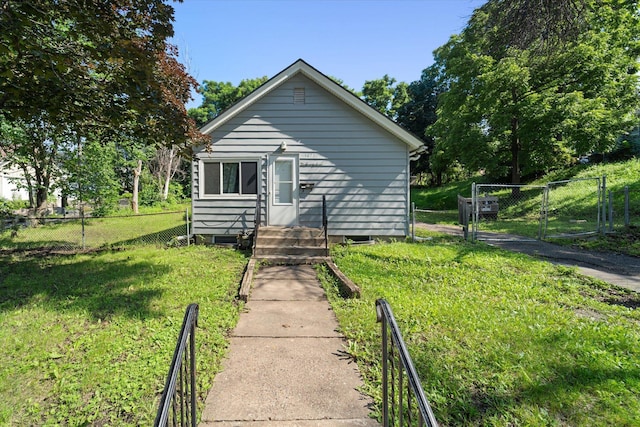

{"left": 320, "top": 237, "right": 640, "bottom": 426}
{"left": 0, "top": 246, "right": 248, "bottom": 425}
{"left": 0, "top": 211, "right": 188, "bottom": 251}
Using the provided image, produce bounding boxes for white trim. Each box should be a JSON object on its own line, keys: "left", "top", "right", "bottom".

{"left": 198, "top": 158, "right": 262, "bottom": 200}
{"left": 199, "top": 59, "right": 424, "bottom": 152}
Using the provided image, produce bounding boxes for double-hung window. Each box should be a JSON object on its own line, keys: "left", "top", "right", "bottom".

{"left": 202, "top": 160, "right": 258, "bottom": 197}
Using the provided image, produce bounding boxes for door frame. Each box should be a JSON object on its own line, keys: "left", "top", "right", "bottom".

{"left": 267, "top": 154, "right": 299, "bottom": 226}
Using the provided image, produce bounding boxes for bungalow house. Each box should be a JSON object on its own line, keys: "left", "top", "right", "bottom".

{"left": 191, "top": 59, "right": 424, "bottom": 251}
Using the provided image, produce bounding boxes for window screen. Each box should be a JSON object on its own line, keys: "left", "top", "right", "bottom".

{"left": 222, "top": 163, "right": 239, "bottom": 194}
{"left": 241, "top": 162, "right": 257, "bottom": 194}
{"left": 203, "top": 162, "right": 220, "bottom": 195}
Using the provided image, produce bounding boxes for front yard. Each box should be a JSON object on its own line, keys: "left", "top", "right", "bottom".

{"left": 321, "top": 233, "right": 640, "bottom": 426}
{"left": 0, "top": 246, "right": 248, "bottom": 425}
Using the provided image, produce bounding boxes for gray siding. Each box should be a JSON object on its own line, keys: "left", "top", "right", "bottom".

{"left": 193, "top": 74, "right": 409, "bottom": 238}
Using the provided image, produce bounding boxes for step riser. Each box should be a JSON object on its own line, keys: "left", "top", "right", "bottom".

{"left": 251, "top": 256, "right": 329, "bottom": 265}
{"left": 255, "top": 237, "right": 325, "bottom": 247}
{"left": 254, "top": 247, "right": 327, "bottom": 256}
{"left": 257, "top": 230, "right": 325, "bottom": 239}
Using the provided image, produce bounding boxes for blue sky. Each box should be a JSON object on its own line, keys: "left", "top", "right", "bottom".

{"left": 171, "top": 0, "right": 486, "bottom": 108}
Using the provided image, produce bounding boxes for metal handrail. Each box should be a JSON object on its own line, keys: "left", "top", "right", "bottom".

{"left": 376, "top": 299, "right": 439, "bottom": 427}
{"left": 154, "top": 304, "right": 199, "bottom": 427}
{"left": 322, "top": 195, "right": 328, "bottom": 256}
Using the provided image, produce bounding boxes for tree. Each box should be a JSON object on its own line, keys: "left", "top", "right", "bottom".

{"left": 0, "top": 1, "right": 204, "bottom": 211}
{"left": 361, "top": 75, "right": 409, "bottom": 119}
{"left": 0, "top": 116, "right": 68, "bottom": 210}
{"left": 396, "top": 65, "right": 445, "bottom": 184}
{"left": 431, "top": 0, "right": 640, "bottom": 184}
{"left": 149, "top": 146, "right": 185, "bottom": 201}
{"left": 188, "top": 77, "right": 269, "bottom": 127}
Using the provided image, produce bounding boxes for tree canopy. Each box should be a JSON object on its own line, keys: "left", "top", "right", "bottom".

{"left": 0, "top": 0, "right": 201, "bottom": 145}
{"left": 188, "top": 77, "right": 269, "bottom": 127}
{"left": 0, "top": 0, "right": 202, "bottom": 211}
{"left": 362, "top": 75, "right": 409, "bottom": 119}
{"left": 430, "top": 0, "right": 640, "bottom": 183}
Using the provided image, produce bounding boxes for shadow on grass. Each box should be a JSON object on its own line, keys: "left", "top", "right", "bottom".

{"left": 416, "top": 347, "right": 640, "bottom": 424}
{"left": 107, "top": 225, "right": 188, "bottom": 248}
{"left": 0, "top": 253, "right": 169, "bottom": 320}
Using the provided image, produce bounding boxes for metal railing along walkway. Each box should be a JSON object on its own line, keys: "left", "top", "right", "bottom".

{"left": 376, "top": 299, "right": 439, "bottom": 427}
{"left": 154, "top": 304, "right": 199, "bottom": 427}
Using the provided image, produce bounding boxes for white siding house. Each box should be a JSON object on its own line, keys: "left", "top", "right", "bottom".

{"left": 192, "top": 59, "right": 424, "bottom": 243}
{"left": 0, "top": 161, "right": 29, "bottom": 201}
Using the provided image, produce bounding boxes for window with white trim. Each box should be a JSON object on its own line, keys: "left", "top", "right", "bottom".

{"left": 202, "top": 161, "right": 258, "bottom": 196}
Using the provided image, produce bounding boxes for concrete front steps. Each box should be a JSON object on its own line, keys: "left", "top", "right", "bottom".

{"left": 253, "top": 226, "right": 329, "bottom": 264}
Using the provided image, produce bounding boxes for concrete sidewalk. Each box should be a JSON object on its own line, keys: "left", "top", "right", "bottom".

{"left": 200, "top": 265, "right": 379, "bottom": 427}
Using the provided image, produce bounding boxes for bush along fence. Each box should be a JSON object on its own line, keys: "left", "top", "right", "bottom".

{"left": 0, "top": 210, "right": 191, "bottom": 252}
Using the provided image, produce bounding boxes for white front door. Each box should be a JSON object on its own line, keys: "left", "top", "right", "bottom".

{"left": 268, "top": 155, "right": 298, "bottom": 226}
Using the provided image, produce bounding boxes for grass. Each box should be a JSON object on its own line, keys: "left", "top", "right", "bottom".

{"left": 0, "top": 210, "right": 188, "bottom": 251}
{"left": 319, "top": 238, "right": 640, "bottom": 426}
{"left": 0, "top": 245, "right": 248, "bottom": 425}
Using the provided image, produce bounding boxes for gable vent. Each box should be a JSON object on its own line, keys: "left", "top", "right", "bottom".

{"left": 293, "top": 87, "right": 305, "bottom": 104}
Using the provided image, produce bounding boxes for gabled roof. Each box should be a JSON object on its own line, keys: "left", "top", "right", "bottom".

{"left": 200, "top": 59, "right": 424, "bottom": 152}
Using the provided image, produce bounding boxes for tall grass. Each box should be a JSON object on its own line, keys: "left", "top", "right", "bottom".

{"left": 320, "top": 239, "right": 640, "bottom": 426}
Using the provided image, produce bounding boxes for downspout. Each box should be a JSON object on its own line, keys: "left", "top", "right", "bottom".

{"left": 407, "top": 145, "right": 425, "bottom": 237}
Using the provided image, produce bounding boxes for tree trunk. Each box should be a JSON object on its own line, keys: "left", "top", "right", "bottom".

{"left": 510, "top": 112, "right": 522, "bottom": 198}
{"left": 35, "top": 186, "right": 48, "bottom": 214}
{"left": 132, "top": 159, "right": 142, "bottom": 214}
{"left": 510, "top": 117, "right": 521, "bottom": 185}
{"left": 161, "top": 147, "right": 174, "bottom": 201}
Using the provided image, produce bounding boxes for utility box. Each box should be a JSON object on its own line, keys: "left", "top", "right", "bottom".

{"left": 458, "top": 195, "right": 499, "bottom": 224}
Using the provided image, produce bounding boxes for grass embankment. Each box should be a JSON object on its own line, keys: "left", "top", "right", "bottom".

{"left": 411, "top": 159, "right": 640, "bottom": 256}
{"left": 320, "top": 237, "right": 640, "bottom": 426}
{"left": 0, "top": 246, "right": 248, "bottom": 425}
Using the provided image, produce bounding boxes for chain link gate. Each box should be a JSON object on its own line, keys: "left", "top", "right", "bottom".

{"left": 543, "top": 177, "right": 602, "bottom": 238}
{"left": 470, "top": 183, "right": 546, "bottom": 241}
{"left": 469, "top": 178, "right": 604, "bottom": 242}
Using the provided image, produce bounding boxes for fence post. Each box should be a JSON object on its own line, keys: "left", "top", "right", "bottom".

{"left": 411, "top": 202, "right": 415, "bottom": 242}
{"left": 608, "top": 190, "right": 613, "bottom": 233}
{"left": 186, "top": 207, "right": 190, "bottom": 247}
{"left": 600, "top": 175, "right": 606, "bottom": 235}
{"left": 81, "top": 203, "right": 86, "bottom": 250}
{"left": 471, "top": 182, "right": 476, "bottom": 242}
{"left": 625, "top": 186, "right": 630, "bottom": 227}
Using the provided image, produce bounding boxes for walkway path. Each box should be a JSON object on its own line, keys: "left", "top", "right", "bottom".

{"left": 200, "top": 264, "right": 378, "bottom": 427}
{"left": 420, "top": 223, "right": 640, "bottom": 293}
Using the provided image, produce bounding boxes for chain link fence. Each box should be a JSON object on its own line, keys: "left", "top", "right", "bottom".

{"left": 470, "top": 184, "right": 547, "bottom": 241}
{"left": 607, "top": 186, "right": 640, "bottom": 231}
{"left": 0, "top": 210, "right": 191, "bottom": 252}
{"left": 543, "top": 177, "right": 602, "bottom": 238}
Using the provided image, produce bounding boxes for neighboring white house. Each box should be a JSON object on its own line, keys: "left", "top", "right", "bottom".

{"left": 0, "top": 160, "right": 30, "bottom": 201}
{"left": 191, "top": 59, "right": 424, "bottom": 244}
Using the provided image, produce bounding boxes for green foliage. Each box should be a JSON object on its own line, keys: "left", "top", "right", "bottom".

{"left": 0, "top": 246, "right": 248, "bottom": 425}
{"left": 431, "top": 0, "right": 640, "bottom": 184}
{"left": 188, "top": 77, "right": 269, "bottom": 127}
{"left": 139, "top": 171, "right": 163, "bottom": 207}
{"left": 321, "top": 240, "right": 640, "bottom": 426}
{"left": 0, "top": 198, "right": 28, "bottom": 217}
{"left": 361, "top": 75, "right": 409, "bottom": 119}
{"left": 397, "top": 65, "right": 444, "bottom": 181}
